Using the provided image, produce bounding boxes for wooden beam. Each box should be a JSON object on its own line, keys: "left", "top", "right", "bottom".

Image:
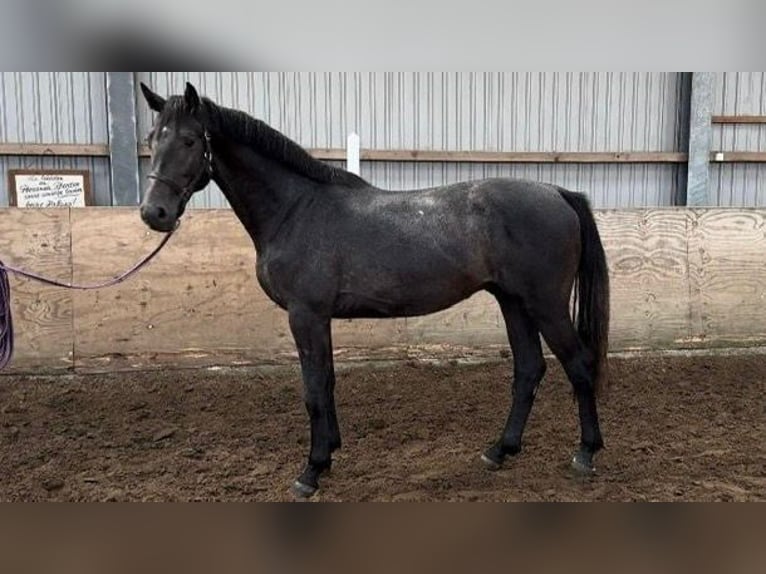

{"left": 710, "top": 152, "right": 766, "bottom": 163}
{"left": 309, "top": 148, "right": 347, "bottom": 161}
{"left": 13, "top": 143, "right": 766, "bottom": 165}
{"left": 0, "top": 143, "right": 110, "bottom": 157}
{"left": 357, "top": 150, "right": 688, "bottom": 164}
{"left": 712, "top": 115, "right": 766, "bottom": 125}
{"left": 138, "top": 145, "right": 350, "bottom": 161}
{"left": 139, "top": 146, "right": 687, "bottom": 164}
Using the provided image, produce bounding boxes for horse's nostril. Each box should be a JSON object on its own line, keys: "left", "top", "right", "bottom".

{"left": 141, "top": 204, "right": 171, "bottom": 228}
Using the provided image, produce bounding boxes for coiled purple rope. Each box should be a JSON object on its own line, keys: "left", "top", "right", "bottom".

{"left": 0, "top": 229, "right": 177, "bottom": 370}
{"left": 0, "top": 267, "right": 13, "bottom": 370}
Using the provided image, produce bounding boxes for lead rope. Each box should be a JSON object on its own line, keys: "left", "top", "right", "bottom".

{"left": 0, "top": 226, "right": 178, "bottom": 370}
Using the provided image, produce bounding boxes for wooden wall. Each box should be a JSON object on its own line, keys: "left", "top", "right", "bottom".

{"left": 2, "top": 208, "right": 766, "bottom": 373}
{"left": 0, "top": 210, "right": 73, "bottom": 371}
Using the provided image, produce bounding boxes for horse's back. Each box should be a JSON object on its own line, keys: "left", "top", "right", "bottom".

{"left": 337, "top": 177, "right": 581, "bottom": 266}
{"left": 357, "top": 177, "right": 577, "bottom": 220}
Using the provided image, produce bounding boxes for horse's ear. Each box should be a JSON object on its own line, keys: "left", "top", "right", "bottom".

{"left": 185, "top": 82, "right": 201, "bottom": 110}
{"left": 140, "top": 82, "right": 166, "bottom": 113}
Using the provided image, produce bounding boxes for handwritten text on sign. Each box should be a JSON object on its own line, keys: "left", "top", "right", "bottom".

{"left": 14, "top": 173, "right": 88, "bottom": 208}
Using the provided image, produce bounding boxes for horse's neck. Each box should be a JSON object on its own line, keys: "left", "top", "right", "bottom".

{"left": 212, "top": 142, "right": 309, "bottom": 251}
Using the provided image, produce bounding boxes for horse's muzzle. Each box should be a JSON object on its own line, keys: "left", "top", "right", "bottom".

{"left": 141, "top": 203, "right": 176, "bottom": 233}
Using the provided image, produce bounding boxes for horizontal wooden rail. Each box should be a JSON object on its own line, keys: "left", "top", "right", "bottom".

{"left": 317, "top": 150, "right": 688, "bottom": 164}
{"left": 137, "top": 146, "right": 688, "bottom": 164}
{"left": 710, "top": 152, "right": 766, "bottom": 163}
{"left": 712, "top": 115, "right": 766, "bottom": 125}
{"left": 2, "top": 143, "right": 766, "bottom": 165}
{"left": 0, "top": 144, "right": 689, "bottom": 164}
{"left": 0, "top": 143, "right": 110, "bottom": 157}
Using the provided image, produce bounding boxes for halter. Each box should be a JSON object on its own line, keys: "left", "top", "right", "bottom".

{"left": 147, "top": 130, "right": 215, "bottom": 205}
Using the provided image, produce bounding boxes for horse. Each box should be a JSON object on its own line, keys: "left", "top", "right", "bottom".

{"left": 138, "top": 82, "right": 611, "bottom": 498}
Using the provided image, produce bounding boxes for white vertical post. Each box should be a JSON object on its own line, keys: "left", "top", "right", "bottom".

{"left": 347, "top": 132, "right": 361, "bottom": 176}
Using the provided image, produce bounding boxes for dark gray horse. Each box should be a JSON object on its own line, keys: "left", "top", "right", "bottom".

{"left": 139, "top": 82, "right": 611, "bottom": 498}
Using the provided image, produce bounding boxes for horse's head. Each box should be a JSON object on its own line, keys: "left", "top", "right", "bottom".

{"left": 139, "top": 82, "right": 214, "bottom": 232}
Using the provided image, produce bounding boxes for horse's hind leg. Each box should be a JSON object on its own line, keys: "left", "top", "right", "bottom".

{"left": 483, "top": 295, "right": 547, "bottom": 470}
{"left": 534, "top": 306, "right": 604, "bottom": 474}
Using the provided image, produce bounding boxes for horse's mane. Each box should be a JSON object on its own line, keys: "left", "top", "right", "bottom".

{"left": 162, "top": 96, "right": 367, "bottom": 188}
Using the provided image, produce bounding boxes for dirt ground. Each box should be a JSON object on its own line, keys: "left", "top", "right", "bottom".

{"left": 0, "top": 354, "right": 764, "bottom": 502}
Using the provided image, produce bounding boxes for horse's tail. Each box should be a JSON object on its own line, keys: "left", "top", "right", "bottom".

{"left": 558, "top": 189, "right": 611, "bottom": 397}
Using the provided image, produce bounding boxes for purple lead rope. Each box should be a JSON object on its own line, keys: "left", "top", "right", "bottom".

{"left": 0, "top": 228, "right": 177, "bottom": 370}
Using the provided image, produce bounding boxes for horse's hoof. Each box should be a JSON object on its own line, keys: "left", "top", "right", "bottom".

{"left": 481, "top": 453, "right": 504, "bottom": 472}
{"left": 570, "top": 452, "right": 596, "bottom": 476}
{"left": 292, "top": 481, "right": 318, "bottom": 499}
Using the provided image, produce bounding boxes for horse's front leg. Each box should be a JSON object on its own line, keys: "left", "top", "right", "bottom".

{"left": 289, "top": 306, "right": 339, "bottom": 498}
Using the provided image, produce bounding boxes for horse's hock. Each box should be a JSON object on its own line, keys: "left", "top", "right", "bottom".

{"left": 1, "top": 207, "right": 765, "bottom": 373}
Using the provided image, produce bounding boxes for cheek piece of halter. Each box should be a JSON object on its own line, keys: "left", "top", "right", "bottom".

{"left": 147, "top": 131, "right": 214, "bottom": 208}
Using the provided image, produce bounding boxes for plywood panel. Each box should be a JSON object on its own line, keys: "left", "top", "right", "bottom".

{"left": 689, "top": 210, "right": 766, "bottom": 347}
{"left": 597, "top": 210, "right": 692, "bottom": 350}
{"left": 4, "top": 206, "right": 762, "bottom": 373}
{"left": 405, "top": 292, "right": 506, "bottom": 348}
{"left": 0, "top": 209, "right": 73, "bottom": 372}
{"left": 71, "top": 209, "right": 411, "bottom": 369}
{"left": 405, "top": 211, "right": 694, "bottom": 353}
{"left": 70, "top": 208, "right": 701, "bottom": 368}
{"left": 71, "top": 209, "right": 295, "bottom": 369}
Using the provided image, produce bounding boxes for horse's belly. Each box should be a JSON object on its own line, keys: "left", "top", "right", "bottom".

{"left": 333, "top": 280, "right": 481, "bottom": 319}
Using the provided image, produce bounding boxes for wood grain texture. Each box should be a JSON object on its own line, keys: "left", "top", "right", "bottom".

{"left": 689, "top": 210, "right": 766, "bottom": 347}
{"left": 597, "top": 210, "right": 692, "bottom": 350}
{"left": 405, "top": 292, "right": 506, "bottom": 347}
{"left": 0, "top": 209, "right": 73, "bottom": 371}
{"left": 71, "top": 209, "right": 412, "bottom": 368}
{"left": 8, "top": 207, "right": 766, "bottom": 372}
{"left": 68, "top": 208, "right": 701, "bottom": 366}
{"left": 71, "top": 209, "right": 294, "bottom": 367}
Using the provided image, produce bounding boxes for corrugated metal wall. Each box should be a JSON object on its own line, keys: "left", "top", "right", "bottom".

{"left": 2, "top": 73, "right": 764, "bottom": 209}
{"left": 0, "top": 72, "right": 112, "bottom": 206}
{"left": 713, "top": 72, "right": 766, "bottom": 207}
{"left": 135, "top": 72, "right": 685, "bottom": 209}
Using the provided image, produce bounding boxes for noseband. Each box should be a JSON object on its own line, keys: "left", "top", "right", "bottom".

{"left": 147, "top": 131, "right": 214, "bottom": 205}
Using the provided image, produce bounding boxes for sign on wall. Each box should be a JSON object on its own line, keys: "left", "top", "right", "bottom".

{"left": 8, "top": 170, "right": 93, "bottom": 208}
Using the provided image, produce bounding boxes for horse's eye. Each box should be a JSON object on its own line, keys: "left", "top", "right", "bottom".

{"left": 183, "top": 138, "right": 195, "bottom": 148}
